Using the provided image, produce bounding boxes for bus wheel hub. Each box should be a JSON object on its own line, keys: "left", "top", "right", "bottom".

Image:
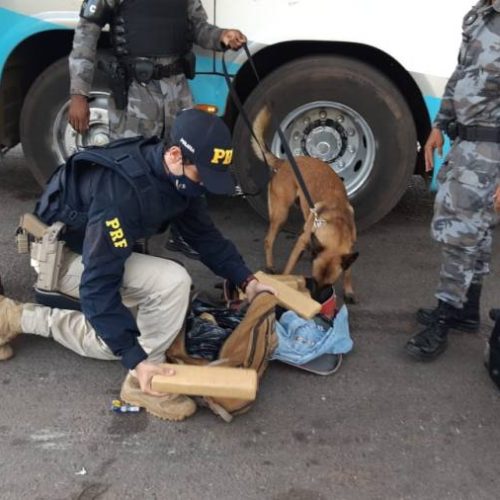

{"left": 302, "top": 120, "right": 346, "bottom": 163}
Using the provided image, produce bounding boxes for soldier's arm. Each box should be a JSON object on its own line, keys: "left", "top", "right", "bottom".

{"left": 69, "top": 0, "right": 118, "bottom": 96}
{"left": 69, "top": 18, "right": 103, "bottom": 97}
{"left": 188, "top": 0, "right": 224, "bottom": 51}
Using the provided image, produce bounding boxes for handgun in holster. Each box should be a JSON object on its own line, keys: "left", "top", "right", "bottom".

{"left": 97, "top": 58, "right": 129, "bottom": 110}
{"left": 16, "top": 214, "right": 66, "bottom": 292}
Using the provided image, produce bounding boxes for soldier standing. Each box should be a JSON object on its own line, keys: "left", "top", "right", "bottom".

{"left": 68, "top": 0, "right": 246, "bottom": 258}
{"left": 406, "top": 0, "right": 500, "bottom": 360}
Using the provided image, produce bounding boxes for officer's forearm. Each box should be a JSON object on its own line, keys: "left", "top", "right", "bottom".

{"left": 188, "top": 0, "right": 224, "bottom": 50}
{"left": 433, "top": 100, "right": 456, "bottom": 130}
{"left": 193, "top": 24, "right": 224, "bottom": 51}
{"left": 433, "top": 68, "right": 461, "bottom": 129}
{"left": 69, "top": 18, "right": 102, "bottom": 96}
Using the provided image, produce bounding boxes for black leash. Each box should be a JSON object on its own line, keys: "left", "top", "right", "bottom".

{"left": 222, "top": 44, "right": 321, "bottom": 223}
{"left": 221, "top": 49, "right": 268, "bottom": 197}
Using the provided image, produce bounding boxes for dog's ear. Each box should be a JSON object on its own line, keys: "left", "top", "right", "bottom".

{"left": 309, "top": 233, "right": 324, "bottom": 258}
{"left": 341, "top": 251, "right": 359, "bottom": 271}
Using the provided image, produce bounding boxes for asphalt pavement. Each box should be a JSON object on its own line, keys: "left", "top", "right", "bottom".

{"left": 0, "top": 147, "right": 499, "bottom": 500}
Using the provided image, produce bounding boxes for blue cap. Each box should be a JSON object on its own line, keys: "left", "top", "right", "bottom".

{"left": 171, "top": 109, "right": 236, "bottom": 195}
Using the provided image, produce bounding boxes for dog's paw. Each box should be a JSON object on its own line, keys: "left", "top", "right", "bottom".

{"left": 343, "top": 293, "right": 357, "bottom": 305}
{"left": 264, "top": 266, "right": 277, "bottom": 275}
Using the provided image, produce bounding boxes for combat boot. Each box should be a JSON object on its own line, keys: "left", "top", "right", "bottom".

{"left": 0, "top": 294, "right": 23, "bottom": 361}
{"left": 120, "top": 373, "right": 197, "bottom": 421}
{"left": 416, "top": 283, "right": 481, "bottom": 333}
{"left": 490, "top": 309, "right": 500, "bottom": 321}
{"left": 406, "top": 301, "right": 458, "bottom": 361}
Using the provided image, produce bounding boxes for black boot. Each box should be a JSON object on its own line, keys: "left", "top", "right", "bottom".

{"left": 406, "top": 301, "right": 458, "bottom": 361}
{"left": 490, "top": 309, "right": 500, "bottom": 321}
{"left": 165, "top": 226, "right": 200, "bottom": 260}
{"left": 416, "top": 283, "right": 481, "bottom": 333}
{"left": 485, "top": 314, "right": 500, "bottom": 389}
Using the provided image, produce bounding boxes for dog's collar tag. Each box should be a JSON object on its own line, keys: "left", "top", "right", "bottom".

{"left": 310, "top": 207, "right": 326, "bottom": 229}
{"left": 313, "top": 216, "right": 327, "bottom": 229}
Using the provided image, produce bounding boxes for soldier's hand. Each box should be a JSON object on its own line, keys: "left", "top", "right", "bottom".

{"left": 494, "top": 185, "right": 500, "bottom": 213}
{"left": 133, "top": 360, "right": 175, "bottom": 397}
{"left": 245, "top": 279, "right": 277, "bottom": 303}
{"left": 220, "top": 29, "right": 247, "bottom": 50}
{"left": 424, "top": 128, "right": 444, "bottom": 172}
{"left": 68, "top": 94, "right": 90, "bottom": 133}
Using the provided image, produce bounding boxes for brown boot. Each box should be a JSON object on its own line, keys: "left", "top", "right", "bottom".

{"left": 0, "top": 295, "right": 23, "bottom": 360}
{"left": 120, "top": 373, "right": 197, "bottom": 421}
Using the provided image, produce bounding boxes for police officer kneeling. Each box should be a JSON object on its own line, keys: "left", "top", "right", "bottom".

{"left": 0, "top": 109, "right": 273, "bottom": 421}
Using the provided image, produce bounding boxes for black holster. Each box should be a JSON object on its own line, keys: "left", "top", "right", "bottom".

{"left": 97, "top": 58, "right": 129, "bottom": 111}
{"left": 182, "top": 52, "right": 196, "bottom": 80}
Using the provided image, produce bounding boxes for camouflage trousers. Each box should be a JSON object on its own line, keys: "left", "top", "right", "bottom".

{"left": 432, "top": 139, "right": 500, "bottom": 308}
{"left": 108, "top": 74, "right": 193, "bottom": 140}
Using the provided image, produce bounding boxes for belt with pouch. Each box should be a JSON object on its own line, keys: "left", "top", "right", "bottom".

{"left": 127, "top": 57, "right": 185, "bottom": 84}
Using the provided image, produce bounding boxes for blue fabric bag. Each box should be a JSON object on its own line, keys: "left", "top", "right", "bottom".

{"left": 271, "top": 305, "right": 353, "bottom": 365}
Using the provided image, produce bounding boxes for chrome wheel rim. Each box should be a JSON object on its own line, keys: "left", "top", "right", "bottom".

{"left": 270, "top": 101, "right": 376, "bottom": 197}
{"left": 52, "top": 92, "right": 111, "bottom": 163}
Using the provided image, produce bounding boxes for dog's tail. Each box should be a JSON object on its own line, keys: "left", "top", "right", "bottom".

{"left": 251, "top": 106, "right": 281, "bottom": 169}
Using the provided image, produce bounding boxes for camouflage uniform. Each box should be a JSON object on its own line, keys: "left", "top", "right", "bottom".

{"left": 69, "top": 0, "right": 223, "bottom": 139}
{"left": 431, "top": 0, "right": 500, "bottom": 309}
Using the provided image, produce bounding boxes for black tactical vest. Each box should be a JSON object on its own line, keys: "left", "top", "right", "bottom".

{"left": 36, "top": 137, "right": 164, "bottom": 235}
{"left": 112, "top": 0, "right": 190, "bottom": 58}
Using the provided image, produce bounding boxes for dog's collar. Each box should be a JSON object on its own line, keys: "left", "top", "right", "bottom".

{"left": 311, "top": 207, "right": 327, "bottom": 229}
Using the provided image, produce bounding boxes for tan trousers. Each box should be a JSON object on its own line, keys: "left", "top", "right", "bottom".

{"left": 21, "top": 251, "right": 191, "bottom": 364}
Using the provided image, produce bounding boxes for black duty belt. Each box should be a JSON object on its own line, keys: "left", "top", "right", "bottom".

{"left": 457, "top": 123, "right": 500, "bottom": 143}
{"left": 126, "top": 57, "right": 185, "bottom": 84}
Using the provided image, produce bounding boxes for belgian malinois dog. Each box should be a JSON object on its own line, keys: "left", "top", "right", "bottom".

{"left": 251, "top": 106, "right": 358, "bottom": 302}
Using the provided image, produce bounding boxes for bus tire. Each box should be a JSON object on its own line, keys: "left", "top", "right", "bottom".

{"left": 20, "top": 56, "right": 110, "bottom": 185}
{"left": 232, "top": 55, "right": 418, "bottom": 231}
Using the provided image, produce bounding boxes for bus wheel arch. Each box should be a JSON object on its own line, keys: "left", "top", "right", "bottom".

{"left": 0, "top": 29, "right": 74, "bottom": 151}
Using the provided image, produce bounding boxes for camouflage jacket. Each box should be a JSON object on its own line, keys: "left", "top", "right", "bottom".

{"left": 69, "top": 0, "right": 223, "bottom": 96}
{"left": 434, "top": 0, "right": 500, "bottom": 130}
